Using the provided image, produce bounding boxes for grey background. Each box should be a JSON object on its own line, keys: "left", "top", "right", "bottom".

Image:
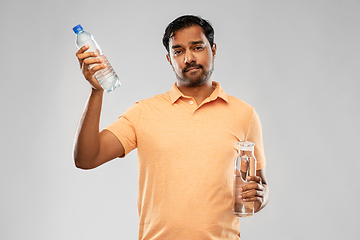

{"left": 1, "top": 0, "right": 359, "bottom": 239}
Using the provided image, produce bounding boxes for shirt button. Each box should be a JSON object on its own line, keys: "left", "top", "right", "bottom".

{"left": 190, "top": 101, "right": 194, "bottom": 104}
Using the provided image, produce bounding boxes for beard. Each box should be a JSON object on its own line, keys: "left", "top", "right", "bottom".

{"left": 174, "top": 59, "right": 214, "bottom": 87}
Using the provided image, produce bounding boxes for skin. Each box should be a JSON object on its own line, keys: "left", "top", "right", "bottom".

{"left": 73, "top": 24, "right": 269, "bottom": 212}
{"left": 166, "top": 26, "right": 269, "bottom": 212}
{"left": 241, "top": 169, "right": 269, "bottom": 213}
{"left": 166, "top": 25, "right": 217, "bottom": 105}
{"left": 73, "top": 45, "right": 125, "bottom": 169}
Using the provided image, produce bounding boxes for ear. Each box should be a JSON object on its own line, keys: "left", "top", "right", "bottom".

{"left": 212, "top": 43, "right": 217, "bottom": 59}
{"left": 166, "top": 54, "right": 172, "bottom": 66}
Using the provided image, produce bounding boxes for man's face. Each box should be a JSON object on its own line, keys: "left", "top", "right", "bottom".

{"left": 166, "top": 25, "right": 216, "bottom": 87}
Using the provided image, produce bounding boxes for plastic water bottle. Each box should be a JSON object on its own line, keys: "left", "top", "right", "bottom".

{"left": 73, "top": 24, "right": 121, "bottom": 92}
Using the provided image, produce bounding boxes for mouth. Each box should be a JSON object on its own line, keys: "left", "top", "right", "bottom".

{"left": 186, "top": 67, "right": 200, "bottom": 72}
{"left": 184, "top": 65, "right": 202, "bottom": 72}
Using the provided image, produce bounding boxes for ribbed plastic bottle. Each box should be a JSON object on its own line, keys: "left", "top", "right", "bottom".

{"left": 73, "top": 24, "right": 121, "bottom": 92}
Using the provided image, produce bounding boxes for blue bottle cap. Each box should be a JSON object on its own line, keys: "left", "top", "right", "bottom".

{"left": 73, "top": 24, "right": 83, "bottom": 34}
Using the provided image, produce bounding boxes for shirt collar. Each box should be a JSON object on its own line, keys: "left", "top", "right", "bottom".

{"left": 169, "top": 81, "right": 229, "bottom": 104}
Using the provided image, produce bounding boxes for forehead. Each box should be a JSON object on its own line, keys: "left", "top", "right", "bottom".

{"left": 169, "top": 25, "right": 208, "bottom": 47}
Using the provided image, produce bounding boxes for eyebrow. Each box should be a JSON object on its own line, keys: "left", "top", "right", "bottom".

{"left": 171, "top": 40, "right": 205, "bottom": 49}
{"left": 190, "top": 40, "right": 205, "bottom": 45}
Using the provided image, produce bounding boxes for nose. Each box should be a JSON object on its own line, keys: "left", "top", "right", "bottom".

{"left": 184, "top": 50, "right": 195, "bottom": 64}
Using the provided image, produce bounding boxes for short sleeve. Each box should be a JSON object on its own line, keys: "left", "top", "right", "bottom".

{"left": 104, "top": 102, "right": 141, "bottom": 157}
{"left": 245, "top": 110, "right": 266, "bottom": 170}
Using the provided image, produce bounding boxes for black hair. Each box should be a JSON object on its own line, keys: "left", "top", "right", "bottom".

{"left": 162, "top": 15, "right": 215, "bottom": 53}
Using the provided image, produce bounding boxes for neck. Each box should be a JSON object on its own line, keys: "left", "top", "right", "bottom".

{"left": 177, "top": 80, "right": 214, "bottom": 105}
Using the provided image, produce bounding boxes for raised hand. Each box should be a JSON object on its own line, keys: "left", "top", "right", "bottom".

{"left": 75, "top": 44, "right": 107, "bottom": 91}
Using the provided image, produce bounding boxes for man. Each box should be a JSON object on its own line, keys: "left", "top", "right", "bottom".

{"left": 74, "top": 15, "right": 269, "bottom": 239}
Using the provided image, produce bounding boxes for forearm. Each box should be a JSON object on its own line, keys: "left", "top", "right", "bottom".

{"left": 73, "top": 88, "right": 104, "bottom": 169}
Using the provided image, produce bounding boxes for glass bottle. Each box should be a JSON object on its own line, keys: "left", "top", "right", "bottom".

{"left": 233, "top": 141, "right": 257, "bottom": 217}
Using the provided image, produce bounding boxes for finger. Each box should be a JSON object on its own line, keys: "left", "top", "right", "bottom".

{"left": 238, "top": 189, "right": 257, "bottom": 199}
{"left": 242, "top": 196, "right": 263, "bottom": 203}
{"left": 239, "top": 181, "right": 262, "bottom": 192}
{"left": 76, "top": 44, "right": 90, "bottom": 56}
{"left": 77, "top": 49, "right": 99, "bottom": 69}
{"left": 247, "top": 176, "right": 263, "bottom": 185}
{"left": 83, "top": 57, "right": 103, "bottom": 65}
{"left": 77, "top": 51, "right": 98, "bottom": 61}
{"left": 80, "top": 53, "right": 100, "bottom": 71}
{"left": 239, "top": 189, "right": 264, "bottom": 200}
{"left": 239, "top": 182, "right": 261, "bottom": 192}
{"left": 89, "top": 63, "right": 107, "bottom": 73}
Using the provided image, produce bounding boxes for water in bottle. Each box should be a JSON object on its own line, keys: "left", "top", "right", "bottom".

{"left": 233, "top": 141, "right": 257, "bottom": 217}
{"left": 73, "top": 24, "right": 121, "bottom": 92}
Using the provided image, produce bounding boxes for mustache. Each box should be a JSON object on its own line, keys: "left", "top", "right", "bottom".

{"left": 183, "top": 63, "right": 203, "bottom": 73}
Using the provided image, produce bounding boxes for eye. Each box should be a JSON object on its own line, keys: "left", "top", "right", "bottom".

{"left": 173, "top": 50, "right": 183, "bottom": 56}
{"left": 194, "top": 46, "right": 204, "bottom": 51}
